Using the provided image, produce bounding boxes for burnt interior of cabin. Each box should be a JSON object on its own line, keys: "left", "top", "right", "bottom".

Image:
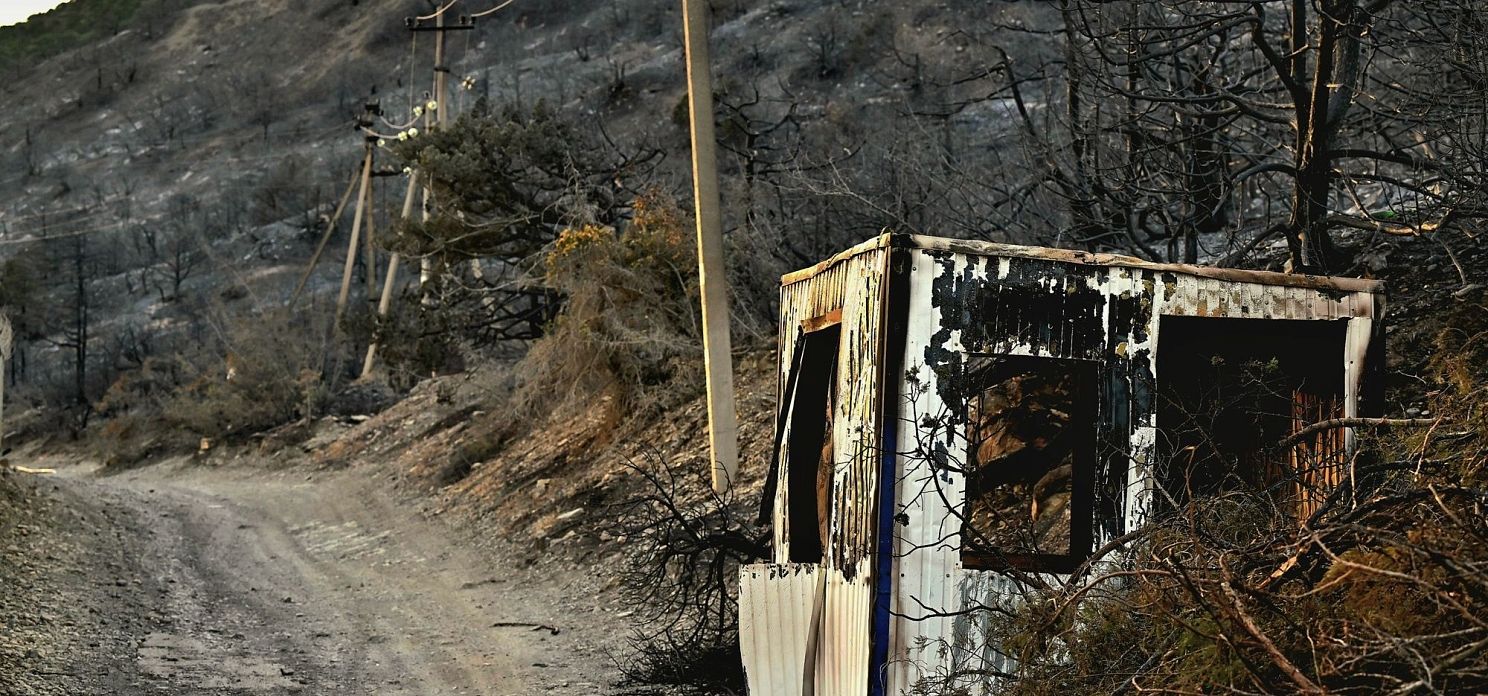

{"left": 784, "top": 324, "right": 841, "bottom": 564}
{"left": 960, "top": 355, "right": 1098, "bottom": 573}
{"left": 1155, "top": 317, "right": 1347, "bottom": 517}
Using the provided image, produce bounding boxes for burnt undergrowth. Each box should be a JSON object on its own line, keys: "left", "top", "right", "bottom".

{"left": 607, "top": 454, "right": 768, "bottom": 695}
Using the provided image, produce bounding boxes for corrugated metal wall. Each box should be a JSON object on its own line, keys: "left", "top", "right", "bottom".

{"left": 739, "top": 564, "right": 878, "bottom": 696}
{"left": 817, "top": 571, "right": 875, "bottom": 696}
{"left": 740, "top": 564, "right": 822, "bottom": 696}
{"left": 885, "top": 247, "right": 1382, "bottom": 694}
{"left": 745, "top": 246, "right": 888, "bottom": 695}
{"left": 774, "top": 247, "right": 889, "bottom": 572}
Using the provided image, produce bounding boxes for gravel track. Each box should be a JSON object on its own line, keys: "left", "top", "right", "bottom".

{"left": 0, "top": 459, "right": 620, "bottom": 695}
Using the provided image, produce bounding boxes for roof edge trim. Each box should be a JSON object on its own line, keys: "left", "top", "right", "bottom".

{"left": 780, "top": 233, "right": 1383, "bottom": 294}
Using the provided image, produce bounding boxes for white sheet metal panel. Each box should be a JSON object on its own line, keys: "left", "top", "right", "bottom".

{"left": 818, "top": 569, "right": 875, "bottom": 696}
{"left": 1343, "top": 315, "right": 1375, "bottom": 451}
{"left": 950, "top": 571, "right": 1023, "bottom": 694}
{"left": 740, "top": 563, "right": 822, "bottom": 696}
{"left": 739, "top": 564, "right": 877, "bottom": 696}
{"left": 886, "top": 251, "right": 962, "bottom": 696}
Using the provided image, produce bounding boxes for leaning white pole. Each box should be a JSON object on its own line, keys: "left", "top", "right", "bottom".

{"left": 681, "top": 0, "right": 739, "bottom": 494}
{"left": 0, "top": 313, "right": 11, "bottom": 454}
{"left": 361, "top": 173, "right": 420, "bottom": 379}
{"left": 335, "top": 147, "right": 374, "bottom": 331}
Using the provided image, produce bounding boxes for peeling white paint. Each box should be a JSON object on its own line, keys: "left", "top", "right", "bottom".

{"left": 746, "top": 235, "right": 1385, "bottom": 696}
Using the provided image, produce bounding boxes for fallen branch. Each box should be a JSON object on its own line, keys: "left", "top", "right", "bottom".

{"left": 1278, "top": 417, "right": 1443, "bottom": 450}
{"left": 1220, "top": 560, "right": 1325, "bottom": 695}
{"left": 491, "top": 621, "right": 560, "bottom": 635}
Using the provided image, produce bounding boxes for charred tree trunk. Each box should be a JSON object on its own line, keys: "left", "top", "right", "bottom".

{"left": 72, "top": 233, "right": 91, "bottom": 431}
{"left": 1286, "top": 0, "right": 1368, "bottom": 273}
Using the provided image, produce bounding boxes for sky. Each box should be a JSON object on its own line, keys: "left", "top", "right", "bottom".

{"left": 0, "top": 0, "right": 71, "bottom": 28}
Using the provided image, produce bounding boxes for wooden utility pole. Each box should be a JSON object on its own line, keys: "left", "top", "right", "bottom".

{"left": 334, "top": 128, "right": 375, "bottom": 330}
{"left": 360, "top": 9, "right": 474, "bottom": 375}
{"left": 407, "top": 10, "right": 473, "bottom": 301}
{"left": 290, "top": 166, "right": 362, "bottom": 308}
{"left": 681, "top": 0, "right": 739, "bottom": 494}
{"left": 364, "top": 162, "right": 379, "bottom": 302}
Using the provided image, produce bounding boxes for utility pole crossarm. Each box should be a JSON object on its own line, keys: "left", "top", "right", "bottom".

{"left": 405, "top": 18, "right": 475, "bottom": 31}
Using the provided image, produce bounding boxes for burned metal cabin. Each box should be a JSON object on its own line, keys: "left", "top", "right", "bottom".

{"left": 738, "top": 233, "right": 1385, "bottom": 696}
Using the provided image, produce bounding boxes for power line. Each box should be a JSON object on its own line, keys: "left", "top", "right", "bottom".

{"left": 469, "top": 0, "right": 518, "bottom": 19}
{"left": 414, "top": 0, "right": 462, "bottom": 21}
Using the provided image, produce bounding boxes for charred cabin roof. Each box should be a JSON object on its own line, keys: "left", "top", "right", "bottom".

{"left": 781, "top": 233, "right": 1384, "bottom": 296}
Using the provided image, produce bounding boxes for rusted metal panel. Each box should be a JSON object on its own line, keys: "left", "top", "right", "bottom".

{"left": 740, "top": 563, "right": 822, "bottom": 695}
{"left": 776, "top": 249, "right": 888, "bottom": 571}
{"left": 829, "top": 254, "right": 887, "bottom": 571}
{"left": 781, "top": 236, "right": 895, "bottom": 285}
{"left": 1292, "top": 390, "right": 1346, "bottom": 521}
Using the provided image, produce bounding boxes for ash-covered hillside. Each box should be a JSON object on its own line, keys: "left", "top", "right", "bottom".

{"left": 0, "top": 0, "right": 1057, "bottom": 428}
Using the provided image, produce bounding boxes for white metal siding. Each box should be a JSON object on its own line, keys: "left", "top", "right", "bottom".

{"left": 740, "top": 563, "right": 822, "bottom": 696}
{"left": 883, "top": 248, "right": 1381, "bottom": 694}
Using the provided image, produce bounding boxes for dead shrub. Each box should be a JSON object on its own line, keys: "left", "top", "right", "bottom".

{"left": 160, "top": 309, "right": 328, "bottom": 440}
{"left": 609, "top": 454, "right": 767, "bottom": 694}
{"left": 515, "top": 190, "right": 702, "bottom": 418}
{"left": 90, "top": 357, "right": 200, "bottom": 467}
{"left": 90, "top": 412, "right": 196, "bottom": 469}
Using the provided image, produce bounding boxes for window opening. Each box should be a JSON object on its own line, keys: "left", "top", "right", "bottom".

{"left": 961, "top": 355, "right": 1097, "bottom": 573}
{"left": 1155, "top": 316, "right": 1346, "bottom": 520}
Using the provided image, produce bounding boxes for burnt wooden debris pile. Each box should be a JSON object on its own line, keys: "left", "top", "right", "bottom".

{"left": 739, "top": 233, "right": 1384, "bottom": 695}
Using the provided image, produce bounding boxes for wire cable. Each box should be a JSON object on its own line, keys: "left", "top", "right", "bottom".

{"left": 469, "top": 0, "right": 517, "bottom": 18}
{"left": 414, "top": 0, "right": 461, "bottom": 21}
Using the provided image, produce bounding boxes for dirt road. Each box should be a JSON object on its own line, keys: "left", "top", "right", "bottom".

{"left": 0, "top": 458, "right": 623, "bottom": 695}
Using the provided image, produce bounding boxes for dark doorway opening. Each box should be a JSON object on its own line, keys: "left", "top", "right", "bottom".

{"left": 1156, "top": 316, "right": 1347, "bottom": 518}
{"left": 784, "top": 323, "right": 841, "bottom": 564}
